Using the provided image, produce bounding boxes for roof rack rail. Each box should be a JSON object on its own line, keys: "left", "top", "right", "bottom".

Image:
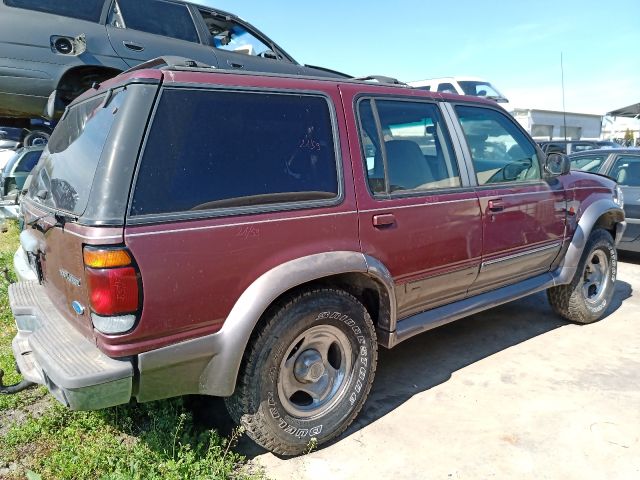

{"left": 123, "top": 56, "right": 214, "bottom": 74}
{"left": 352, "top": 75, "right": 407, "bottom": 86}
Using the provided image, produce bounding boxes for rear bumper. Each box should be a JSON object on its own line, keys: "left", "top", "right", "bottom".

{"left": 9, "top": 281, "right": 133, "bottom": 410}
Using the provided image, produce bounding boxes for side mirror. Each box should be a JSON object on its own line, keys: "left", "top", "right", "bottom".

{"left": 545, "top": 153, "right": 570, "bottom": 176}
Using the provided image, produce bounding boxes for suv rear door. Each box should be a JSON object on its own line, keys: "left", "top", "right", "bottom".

{"left": 105, "top": 0, "right": 220, "bottom": 67}
{"left": 449, "top": 103, "right": 566, "bottom": 293}
{"left": 341, "top": 85, "right": 483, "bottom": 317}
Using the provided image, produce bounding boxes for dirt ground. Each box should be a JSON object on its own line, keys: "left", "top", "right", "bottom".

{"left": 252, "top": 253, "right": 640, "bottom": 479}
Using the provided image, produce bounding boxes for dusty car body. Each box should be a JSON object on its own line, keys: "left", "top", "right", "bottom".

{"left": 0, "top": 0, "right": 345, "bottom": 121}
{"left": 7, "top": 60, "right": 625, "bottom": 456}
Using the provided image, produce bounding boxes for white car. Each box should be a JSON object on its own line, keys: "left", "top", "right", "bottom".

{"left": 409, "top": 76, "right": 509, "bottom": 103}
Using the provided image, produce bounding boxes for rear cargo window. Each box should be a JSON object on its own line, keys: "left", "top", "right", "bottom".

{"left": 4, "top": 0, "right": 104, "bottom": 22}
{"left": 131, "top": 89, "right": 339, "bottom": 216}
{"left": 29, "top": 90, "right": 125, "bottom": 215}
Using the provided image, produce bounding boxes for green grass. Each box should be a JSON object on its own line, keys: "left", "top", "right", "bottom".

{"left": 0, "top": 220, "right": 262, "bottom": 479}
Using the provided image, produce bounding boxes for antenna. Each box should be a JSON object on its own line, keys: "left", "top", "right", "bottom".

{"left": 561, "top": 52, "right": 567, "bottom": 141}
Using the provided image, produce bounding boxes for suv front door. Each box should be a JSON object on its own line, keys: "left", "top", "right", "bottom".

{"left": 193, "top": 7, "right": 306, "bottom": 75}
{"left": 106, "top": 0, "right": 219, "bottom": 68}
{"left": 450, "top": 104, "right": 566, "bottom": 293}
{"left": 342, "top": 86, "right": 483, "bottom": 318}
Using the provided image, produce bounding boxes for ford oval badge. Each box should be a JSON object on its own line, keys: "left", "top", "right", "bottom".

{"left": 71, "top": 301, "right": 85, "bottom": 315}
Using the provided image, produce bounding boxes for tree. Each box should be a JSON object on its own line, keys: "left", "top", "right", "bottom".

{"left": 624, "top": 128, "right": 634, "bottom": 146}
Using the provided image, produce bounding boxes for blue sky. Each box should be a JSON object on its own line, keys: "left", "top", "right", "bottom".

{"left": 193, "top": 0, "right": 639, "bottom": 115}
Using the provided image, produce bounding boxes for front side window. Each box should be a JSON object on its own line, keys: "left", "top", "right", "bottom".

{"left": 198, "top": 10, "right": 277, "bottom": 59}
{"left": 610, "top": 155, "right": 640, "bottom": 186}
{"left": 113, "top": 0, "right": 199, "bottom": 43}
{"left": 570, "top": 154, "right": 607, "bottom": 173}
{"left": 358, "top": 99, "right": 461, "bottom": 195}
{"left": 456, "top": 105, "right": 541, "bottom": 185}
{"left": 4, "top": 0, "right": 104, "bottom": 22}
{"left": 131, "top": 89, "right": 339, "bottom": 216}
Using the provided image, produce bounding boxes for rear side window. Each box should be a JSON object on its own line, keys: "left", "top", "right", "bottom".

{"left": 4, "top": 0, "right": 104, "bottom": 22}
{"left": 357, "top": 98, "right": 460, "bottom": 195}
{"left": 29, "top": 90, "right": 125, "bottom": 215}
{"left": 131, "top": 89, "right": 339, "bottom": 216}
{"left": 115, "top": 0, "right": 199, "bottom": 43}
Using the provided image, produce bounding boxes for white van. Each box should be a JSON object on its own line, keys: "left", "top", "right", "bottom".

{"left": 408, "top": 77, "right": 509, "bottom": 103}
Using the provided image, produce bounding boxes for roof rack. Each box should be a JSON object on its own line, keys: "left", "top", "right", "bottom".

{"left": 352, "top": 75, "right": 408, "bottom": 86}
{"left": 123, "top": 56, "right": 214, "bottom": 74}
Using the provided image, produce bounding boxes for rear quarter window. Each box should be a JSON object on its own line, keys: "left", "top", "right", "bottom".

{"left": 131, "top": 88, "right": 340, "bottom": 217}
{"left": 4, "top": 0, "right": 105, "bottom": 22}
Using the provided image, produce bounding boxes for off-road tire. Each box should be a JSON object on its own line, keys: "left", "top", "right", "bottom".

{"left": 225, "top": 288, "right": 378, "bottom": 456}
{"left": 547, "top": 228, "right": 617, "bottom": 323}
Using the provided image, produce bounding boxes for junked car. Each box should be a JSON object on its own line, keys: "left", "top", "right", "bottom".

{"left": 0, "top": 0, "right": 346, "bottom": 123}
{"left": 0, "top": 145, "right": 43, "bottom": 204}
{"left": 570, "top": 148, "right": 640, "bottom": 252}
{"left": 3, "top": 59, "right": 625, "bottom": 456}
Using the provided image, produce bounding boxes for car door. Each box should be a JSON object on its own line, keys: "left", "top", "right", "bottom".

{"left": 191, "top": 6, "right": 306, "bottom": 75}
{"left": 341, "top": 86, "right": 483, "bottom": 318}
{"left": 607, "top": 153, "right": 640, "bottom": 245}
{"left": 449, "top": 103, "right": 566, "bottom": 293}
{"left": 105, "top": 0, "right": 220, "bottom": 68}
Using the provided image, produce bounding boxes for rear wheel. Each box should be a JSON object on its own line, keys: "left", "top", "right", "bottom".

{"left": 547, "top": 228, "right": 617, "bottom": 323}
{"left": 225, "top": 288, "right": 377, "bottom": 456}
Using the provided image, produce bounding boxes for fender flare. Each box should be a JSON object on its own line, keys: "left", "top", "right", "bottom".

{"left": 137, "top": 251, "right": 395, "bottom": 399}
{"left": 553, "top": 198, "right": 625, "bottom": 285}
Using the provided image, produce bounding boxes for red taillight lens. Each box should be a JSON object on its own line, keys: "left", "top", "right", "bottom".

{"left": 85, "top": 266, "right": 139, "bottom": 316}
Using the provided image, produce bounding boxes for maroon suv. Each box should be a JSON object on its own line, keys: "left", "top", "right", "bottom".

{"left": 8, "top": 59, "right": 626, "bottom": 455}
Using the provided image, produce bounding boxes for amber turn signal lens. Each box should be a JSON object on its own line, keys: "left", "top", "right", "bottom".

{"left": 83, "top": 247, "right": 132, "bottom": 268}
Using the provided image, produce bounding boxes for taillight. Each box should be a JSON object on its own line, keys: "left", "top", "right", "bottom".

{"left": 83, "top": 246, "right": 141, "bottom": 334}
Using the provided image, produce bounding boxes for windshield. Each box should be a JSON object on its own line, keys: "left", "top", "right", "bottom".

{"left": 458, "top": 81, "right": 503, "bottom": 98}
{"left": 28, "top": 90, "right": 125, "bottom": 215}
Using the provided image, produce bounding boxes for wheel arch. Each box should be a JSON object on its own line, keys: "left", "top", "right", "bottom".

{"left": 137, "top": 251, "right": 396, "bottom": 401}
{"left": 554, "top": 198, "right": 625, "bottom": 285}
{"left": 56, "top": 65, "right": 122, "bottom": 104}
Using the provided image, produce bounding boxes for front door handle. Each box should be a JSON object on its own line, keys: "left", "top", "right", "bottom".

{"left": 227, "top": 61, "right": 244, "bottom": 69}
{"left": 372, "top": 214, "right": 396, "bottom": 227}
{"left": 487, "top": 199, "right": 505, "bottom": 212}
{"left": 123, "top": 41, "right": 144, "bottom": 52}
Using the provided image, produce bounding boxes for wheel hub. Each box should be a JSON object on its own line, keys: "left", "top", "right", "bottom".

{"left": 277, "top": 324, "right": 353, "bottom": 418}
{"left": 582, "top": 249, "right": 610, "bottom": 304}
{"left": 294, "top": 349, "right": 326, "bottom": 383}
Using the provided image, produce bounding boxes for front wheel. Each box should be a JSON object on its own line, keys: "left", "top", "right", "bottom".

{"left": 547, "top": 228, "right": 617, "bottom": 323}
{"left": 225, "top": 288, "right": 377, "bottom": 456}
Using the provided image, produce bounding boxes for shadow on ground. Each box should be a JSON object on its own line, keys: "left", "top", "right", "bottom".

{"left": 185, "top": 279, "right": 632, "bottom": 459}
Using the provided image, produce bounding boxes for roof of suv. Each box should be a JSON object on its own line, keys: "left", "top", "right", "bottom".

{"left": 74, "top": 57, "right": 501, "bottom": 108}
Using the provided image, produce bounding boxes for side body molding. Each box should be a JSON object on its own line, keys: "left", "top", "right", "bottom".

{"left": 552, "top": 198, "right": 625, "bottom": 285}
{"left": 136, "top": 251, "right": 396, "bottom": 401}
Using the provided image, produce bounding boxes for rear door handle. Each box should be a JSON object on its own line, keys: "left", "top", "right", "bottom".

{"left": 487, "top": 199, "right": 505, "bottom": 212}
{"left": 123, "top": 41, "right": 144, "bottom": 52}
{"left": 372, "top": 214, "right": 396, "bottom": 227}
{"left": 227, "top": 61, "right": 244, "bottom": 69}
